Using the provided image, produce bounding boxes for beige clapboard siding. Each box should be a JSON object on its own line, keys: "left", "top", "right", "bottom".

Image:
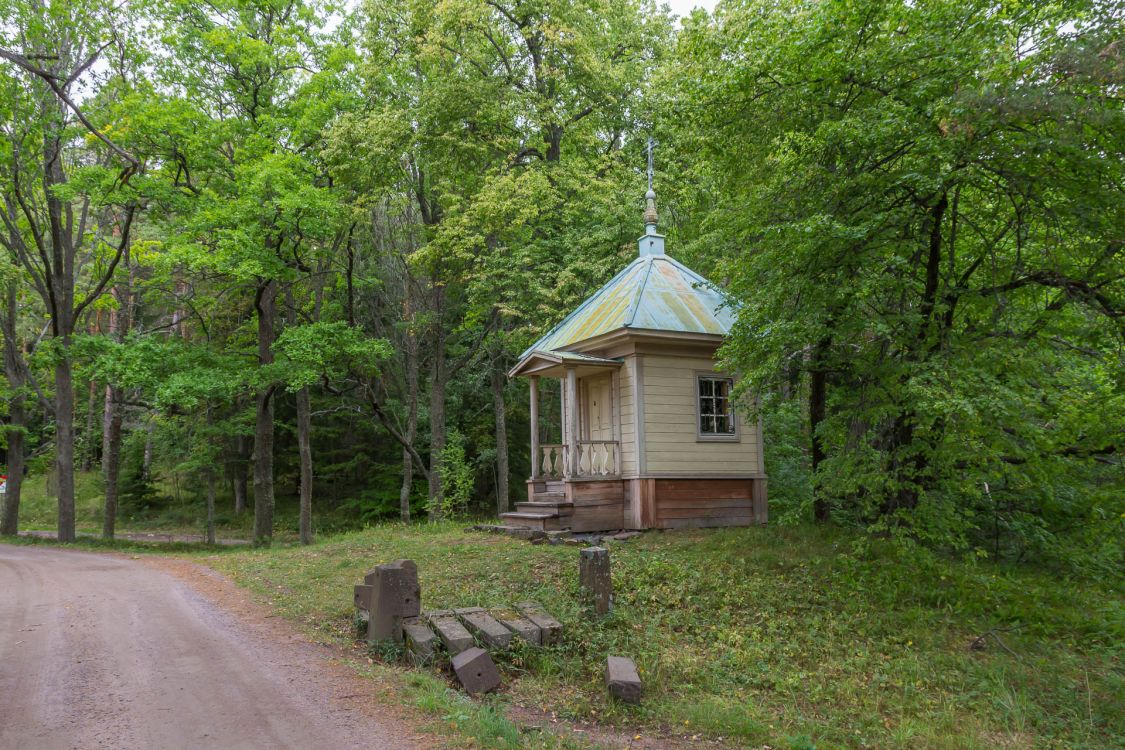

{"left": 642, "top": 355, "right": 761, "bottom": 475}
{"left": 618, "top": 357, "right": 637, "bottom": 475}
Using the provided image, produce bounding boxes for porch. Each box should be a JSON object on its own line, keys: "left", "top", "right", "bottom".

{"left": 503, "top": 352, "right": 626, "bottom": 531}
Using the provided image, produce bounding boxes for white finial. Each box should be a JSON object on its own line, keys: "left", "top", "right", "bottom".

{"left": 644, "top": 138, "right": 658, "bottom": 229}
{"left": 639, "top": 137, "right": 664, "bottom": 256}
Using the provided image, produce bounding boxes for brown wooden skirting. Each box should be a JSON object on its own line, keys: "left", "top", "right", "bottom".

{"left": 623, "top": 477, "right": 769, "bottom": 530}
{"left": 520, "top": 476, "right": 768, "bottom": 532}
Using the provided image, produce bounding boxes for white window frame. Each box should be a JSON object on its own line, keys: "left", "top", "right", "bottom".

{"left": 695, "top": 372, "right": 739, "bottom": 442}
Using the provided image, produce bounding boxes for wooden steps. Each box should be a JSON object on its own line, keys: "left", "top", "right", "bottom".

{"left": 503, "top": 479, "right": 624, "bottom": 532}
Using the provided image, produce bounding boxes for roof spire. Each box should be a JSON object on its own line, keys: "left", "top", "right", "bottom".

{"left": 644, "top": 137, "right": 658, "bottom": 229}
{"left": 639, "top": 137, "right": 665, "bottom": 256}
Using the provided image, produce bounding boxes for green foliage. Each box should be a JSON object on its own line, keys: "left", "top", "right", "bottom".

{"left": 433, "top": 428, "right": 474, "bottom": 519}
{"left": 117, "top": 431, "right": 164, "bottom": 514}
{"left": 666, "top": 0, "right": 1124, "bottom": 565}
{"left": 273, "top": 322, "right": 390, "bottom": 391}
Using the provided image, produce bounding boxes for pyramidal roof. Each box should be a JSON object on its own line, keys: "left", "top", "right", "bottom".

{"left": 521, "top": 252, "right": 737, "bottom": 358}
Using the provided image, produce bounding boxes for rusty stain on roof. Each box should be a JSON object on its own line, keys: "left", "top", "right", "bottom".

{"left": 522, "top": 255, "right": 737, "bottom": 357}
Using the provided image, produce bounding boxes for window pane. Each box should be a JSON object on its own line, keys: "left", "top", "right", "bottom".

{"left": 701, "top": 414, "right": 714, "bottom": 433}
{"left": 700, "top": 379, "right": 713, "bottom": 397}
{"left": 715, "top": 415, "right": 729, "bottom": 434}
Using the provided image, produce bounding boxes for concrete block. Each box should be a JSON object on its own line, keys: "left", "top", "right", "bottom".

{"left": 515, "top": 602, "right": 563, "bottom": 646}
{"left": 499, "top": 616, "right": 541, "bottom": 646}
{"left": 354, "top": 583, "right": 373, "bottom": 611}
{"left": 402, "top": 617, "right": 438, "bottom": 665}
{"left": 579, "top": 546, "right": 613, "bottom": 617}
{"left": 451, "top": 647, "right": 501, "bottom": 695}
{"left": 366, "top": 559, "right": 421, "bottom": 644}
{"left": 374, "top": 559, "right": 422, "bottom": 616}
{"left": 455, "top": 608, "right": 513, "bottom": 649}
{"left": 605, "top": 656, "right": 642, "bottom": 704}
{"left": 427, "top": 610, "right": 474, "bottom": 656}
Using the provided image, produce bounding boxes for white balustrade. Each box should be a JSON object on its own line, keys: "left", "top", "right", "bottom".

{"left": 540, "top": 441, "right": 619, "bottom": 479}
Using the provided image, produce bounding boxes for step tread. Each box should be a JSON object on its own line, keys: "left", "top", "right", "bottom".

{"left": 517, "top": 503, "right": 573, "bottom": 516}
{"left": 501, "top": 511, "right": 556, "bottom": 520}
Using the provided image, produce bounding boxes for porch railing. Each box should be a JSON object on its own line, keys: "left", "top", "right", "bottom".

{"left": 537, "top": 441, "right": 620, "bottom": 479}
{"left": 539, "top": 444, "right": 567, "bottom": 479}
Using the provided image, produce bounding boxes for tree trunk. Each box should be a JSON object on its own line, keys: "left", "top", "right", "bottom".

{"left": 206, "top": 463, "right": 216, "bottom": 545}
{"left": 491, "top": 362, "right": 510, "bottom": 515}
{"left": 399, "top": 293, "right": 419, "bottom": 522}
{"left": 1, "top": 397, "right": 25, "bottom": 536}
{"left": 141, "top": 419, "right": 154, "bottom": 481}
{"left": 296, "top": 385, "right": 313, "bottom": 545}
{"left": 82, "top": 377, "right": 97, "bottom": 472}
{"left": 252, "top": 279, "right": 277, "bottom": 544}
{"left": 0, "top": 281, "right": 25, "bottom": 536}
{"left": 54, "top": 353, "right": 76, "bottom": 542}
{"left": 101, "top": 386, "right": 122, "bottom": 540}
{"left": 809, "top": 339, "right": 831, "bottom": 523}
{"left": 427, "top": 323, "right": 446, "bottom": 520}
{"left": 233, "top": 435, "right": 248, "bottom": 514}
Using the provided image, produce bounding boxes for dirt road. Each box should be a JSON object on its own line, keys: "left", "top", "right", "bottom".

{"left": 0, "top": 544, "right": 427, "bottom": 749}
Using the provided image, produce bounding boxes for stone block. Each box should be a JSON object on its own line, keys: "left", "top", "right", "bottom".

{"left": 515, "top": 602, "right": 563, "bottom": 646}
{"left": 499, "top": 616, "right": 541, "bottom": 646}
{"left": 605, "top": 656, "right": 642, "bottom": 705}
{"left": 579, "top": 547, "right": 613, "bottom": 617}
{"left": 455, "top": 608, "right": 513, "bottom": 649}
{"left": 427, "top": 610, "right": 474, "bottom": 656}
{"left": 451, "top": 647, "right": 501, "bottom": 695}
{"left": 366, "top": 559, "right": 421, "bottom": 644}
{"left": 354, "top": 583, "right": 373, "bottom": 611}
{"left": 402, "top": 617, "right": 438, "bottom": 665}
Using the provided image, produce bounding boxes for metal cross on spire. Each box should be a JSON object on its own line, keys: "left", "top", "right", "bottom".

{"left": 646, "top": 137, "right": 656, "bottom": 193}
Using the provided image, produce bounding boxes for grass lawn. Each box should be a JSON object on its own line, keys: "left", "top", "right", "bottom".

{"left": 17, "top": 470, "right": 267, "bottom": 539}
{"left": 190, "top": 521, "right": 1123, "bottom": 750}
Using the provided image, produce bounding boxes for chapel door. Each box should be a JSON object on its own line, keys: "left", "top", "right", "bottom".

{"left": 585, "top": 375, "right": 613, "bottom": 441}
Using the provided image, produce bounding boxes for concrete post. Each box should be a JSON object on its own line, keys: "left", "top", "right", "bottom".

{"left": 579, "top": 546, "right": 613, "bottom": 617}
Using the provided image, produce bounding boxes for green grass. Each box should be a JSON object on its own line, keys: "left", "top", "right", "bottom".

{"left": 17, "top": 470, "right": 280, "bottom": 539}
{"left": 187, "top": 522, "right": 1124, "bottom": 750}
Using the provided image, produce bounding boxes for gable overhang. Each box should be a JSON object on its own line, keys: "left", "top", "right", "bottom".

{"left": 508, "top": 350, "right": 624, "bottom": 379}
{"left": 571, "top": 326, "right": 726, "bottom": 352}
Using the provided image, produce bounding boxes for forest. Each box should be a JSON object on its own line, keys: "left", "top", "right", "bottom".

{"left": 0, "top": 0, "right": 1120, "bottom": 571}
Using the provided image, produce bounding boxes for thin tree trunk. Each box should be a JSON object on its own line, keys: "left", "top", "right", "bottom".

{"left": 82, "top": 377, "right": 96, "bottom": 472}
{"left": 253, "top": 279, "right": 277, "bottom": 544}
{"left": 296, "top": 385, "right": 312, "bottom": 545}
{"left": 102, "top": 304, "right": 119, "bottom": 482}
{"left": 491, "top": 362, "right": 510, "bottom": 515}
{"left": 101, "top": 385, "right": 122, "bottom": 540}
{"left": 427, "top": 321, "right": 446, "bottom": 520}
{"left": 206, "top": 443, "right": 216, "bottom": 545}
{"left": 55, "top": 354, "right": 76, "bottom": 542}
{"left": 141, "top": 421, "right": 154, "bottom": 481}
{"left": 233, "top": 435, "right": 248, "bottom": 514}
{"left": 0, "top": 281, "right": 25, "bottom": 536}
{"left": 1, "top": 397, "right": 25, "bottom": 535}
{"left": 809, "top": 338, "right": 831, "bottom": 523}
{"left": 399, "top": 292, "right": 419, "bottom": 522}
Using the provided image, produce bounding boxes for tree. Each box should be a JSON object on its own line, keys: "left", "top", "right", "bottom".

{"left": 154, "top": 0, "right": 344, "bottom": 544}
{"left": 670, "top": 0, "right": 1123, "bottom": 556}
{"left": 0, "top": 0, "right": 143, "bottom": 541}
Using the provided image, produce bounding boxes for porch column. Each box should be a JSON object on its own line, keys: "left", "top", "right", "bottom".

{"left": 565, "top": 366, "right": 578, "bottom": 478}
{"left": 611, "top": 369, "right": 622, "bottom": 476}
{"left": 529, "top": 376, "right": 540, "bottom": 479}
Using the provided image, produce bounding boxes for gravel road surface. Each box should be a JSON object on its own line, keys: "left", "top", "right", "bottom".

{"left": 0, "top": 544, "right": 426, "bottom": 750}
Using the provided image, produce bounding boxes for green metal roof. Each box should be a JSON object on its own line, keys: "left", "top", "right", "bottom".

{"left": 522, "top": 254, "right": 737, "bottom": 358}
